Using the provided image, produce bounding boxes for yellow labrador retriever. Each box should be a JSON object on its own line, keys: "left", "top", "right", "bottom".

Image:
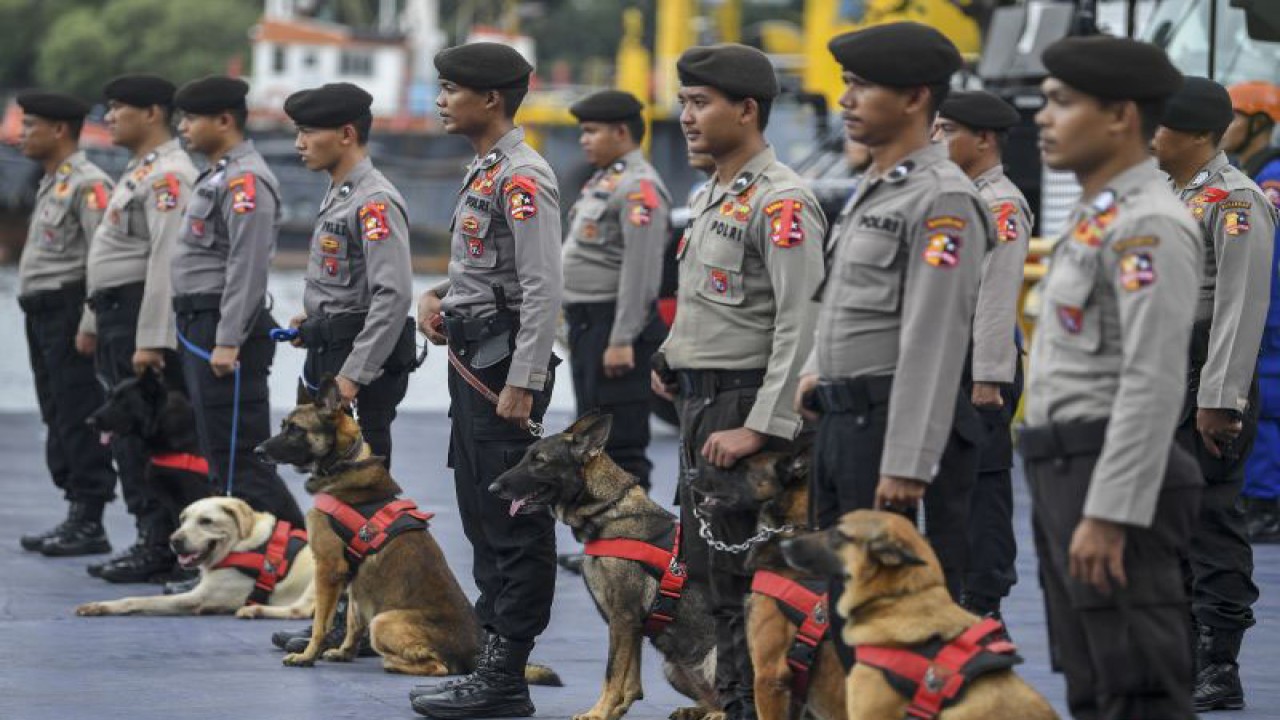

{"left": 76, "top": 496, "right": 314, "bottom": 618}
{"left": 783, "top": 510, "right": 1058, "bottom": 720}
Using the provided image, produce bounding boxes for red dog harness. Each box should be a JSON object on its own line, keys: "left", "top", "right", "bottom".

{"left": 750, "top": 570, "right": 831, "bottom": 711}
{"left": 151, "top": 452, "right": 210, "bottom": 476}
{"left": 855, "top": 617, "right": 1021, "bottom": 719}
{"left": 213, "top": 519, "right": 308, "bottom": 605}
{"left": 584, "top": 524, "right": 686, "bottom": 638}
{"left": 313, "top": 493, "right": 433, "bottom": 568}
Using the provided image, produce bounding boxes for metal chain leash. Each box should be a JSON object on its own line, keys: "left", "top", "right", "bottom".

{"left": 690, "top": 503, "right": 796, "bottom": 555}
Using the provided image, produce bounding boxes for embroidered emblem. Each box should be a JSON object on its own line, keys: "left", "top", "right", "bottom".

{"left": 359, "top": 201, "right": 390, "bottom": 241}
{"left": 628, "top": 204, "right": 652, "bottom": 226}
{"left": 1057, "top": 305, "right": 1084, "bottom": 333}
{"left": 470, "top": 165, "right": 501, "bottom": 195}
{"left": 1072, "top": 206, "right": 1117, "bottom": 247}
{"left": 505, "top": 176, "right": 539, "bottom": 221}
{"left": 229, "top": 174, "right": 257, "bottom": 214}
{"left": 1118, "top": 251, "right": 1156, "bottom": 291}
{"left": 924, "top": 215, "right": 966, "bottom": 230}
{"left": 709, "top": 268, "right": 729, "bottom": 294}
{"left": 1224, "top": 209, "right": 1250, "bottom": 236}
{"left": 923, "top": 232, "right": 961, "bottom": 268}
{"left": 1188, "top": 187, "right": 1229, "bottom": 220}
{"left": 765, "top": 199, "right": 805, "bottom": 248}
{"left": 191, "top": 219, "right": 206, "bottom": 238}
{"left": 461, "top": 215, "right": 481, "bottom": 235}
{"left": 85, "top": 182, "right": 108, "bottom": 211}
{"left": 993, "top": 202, "right": 1018, "bottom": 243}
{"left": 152, "top": 174, "right": 180, "bottom": 212}
{"left": 322, "top": 256, "right": 340, "bottom": 277}
{"left": 319, "top": 236, "right": 341, "bottom": 255}
{"left": 467, "top": 236, "right": 485, "bottom": 257}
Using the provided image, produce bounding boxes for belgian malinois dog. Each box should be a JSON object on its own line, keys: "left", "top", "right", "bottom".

{"left": 692, "top": 443, "right": 845, "bottom": 720}
{"left": 783, "top": 511, "right": 1058, "bottom": 720}
{"left": 491, "top": 412, "right": 720, "bottom": 720}
{"left": 256, "top": 378, "right": 559, "bottom": 685}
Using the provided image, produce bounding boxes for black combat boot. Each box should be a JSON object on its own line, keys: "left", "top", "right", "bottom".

{"left": 95, "top": 523, "right": 177, "bottom": 583}
{"left": 1194, "top": 626, "right": 1246, "bottom": 712}
{"left": 21, "top": 504, "right": 75, "bottom": 551}
{"left": 38, "top": 502, "right": 110, "bottom": 557}
{"left": 162, "top": 569, "right": 201, "bottom": 595}
{"left": 1243, "top": 497, "right": 1280, "bottom": 542}
{"left": 410, "top": 633, "right": 494, "bottom": 703}
{"left": 411, "top": 635, "right": 535, "bottom": 719}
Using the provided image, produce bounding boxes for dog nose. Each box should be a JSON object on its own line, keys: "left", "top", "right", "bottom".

{"left": 253, "top": 444, "right": 270, "bottom": 462}
{"left": 487, "top": 481, "right": 502, "bottom": 494}
{"left": 85, "top": 415, "right": 98, "bottom": 430}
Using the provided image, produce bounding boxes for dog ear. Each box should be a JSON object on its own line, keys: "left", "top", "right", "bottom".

{"left": 296, "top": 378, "right": 315, "bottom": 406}
{"left": 222, "top": 500, "right": 256, "bottom": 539}
{"left": 316, "top": 375, "right": 343, "bottom": 414}
{"left": 570, "top": 413, "right": 613, "bottom": 461}
{"left": 864, "top": 532, "right": 927, "bottom": 568}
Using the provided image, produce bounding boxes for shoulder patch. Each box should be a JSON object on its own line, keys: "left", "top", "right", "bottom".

{"left": 992, "top": 202, "right": 1019, "bottom": 243}
{"left": 504, "top": 175, "right": 539, "bottom": 221}
{"left": 1223, "top": 208, "right": 1251, "bottom": 236}
{"left": 1118, "top": 250, "right": 1156, "bottom": 292}
{"left": 229, "top": 174, "right": 257, "bottom": 214}
{"left": 626, "top": 180, "right": 661, "bottom": 227}
{"left": 925, "top": 215, "right": 967, "bottom": 231}
{"left": 765, "top": 199, "right": 805, "bottom": 248}
{"left": 1188, "top": 186, "right": 1230, "bottom": 220}
{"left": 359, "top": 201, "right": 391, "bottom": 241}
{"left": 85, "top": 182, "right": 108, "bottom": 211}
{"left": 152, "top": 174, "right": 181, "bottom": 212}
{"left": 1111, "top": 235, "right": 1159, "bottom": 253}
{"left": 923, "top": 231, "right": 962, "bottom": 268}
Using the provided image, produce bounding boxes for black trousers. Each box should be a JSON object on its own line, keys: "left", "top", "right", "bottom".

{"left": 566, "top": 303, "right": 665, "bottom": 488}
{"left": 447, "top": 350, "right": 557, "bottom": 643}
{"left": 174, "top": 303, "right": 304, "bottom": 527}
{"left": 303, "top": 338, "right": 410, "bottom": 468}
{"left": 964, "top": 360, "right": 1024, "bottom": 605}
{"left": 1175, "top": 384, "right": 1260, "bottom": 633}
{"left": 92, "top": 283, "right": 185, "bottom": 536}
{"left": 811, "top": 376, "right": 980, "bottom": 668}
{"left": 1024, "top": 422, "right": 1200, "bottom": 720}
{"left": 675, "top": 380, "right": 771, "bottom": 715}
{"left": 22, "top": 285, "right": 116, "bottom": 506}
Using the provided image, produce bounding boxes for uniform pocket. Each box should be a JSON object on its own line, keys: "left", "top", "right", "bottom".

{"left": 36, "top": 202, "right": 73, "bottom": 252}
{"left": 308, "top": 231, "right": 353, "bottom": 287}
{"left": 458, "top": 211, "right": 497, "bottom": 269}
{"left": 184, "top": 192, "right": 218, "bottom": 248}
{"left": 570, "top": 199, "right": 608, "bottom": 245}
{"left": 1043, "top": 246, "right": 1102, "bottom": 353}
{"left": 835, "top": 230, "right": 903, "bottom": 312}
{"left": 695, "top": 236, "right": 746, "bottom": 306}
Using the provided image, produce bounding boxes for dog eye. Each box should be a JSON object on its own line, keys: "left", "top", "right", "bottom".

{"left": 199, "top": 517, "right": 213, "bottom": 526}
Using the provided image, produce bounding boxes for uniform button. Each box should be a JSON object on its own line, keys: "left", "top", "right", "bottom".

{"left": 855, "top": 415, "right": 868, "bottom": 428}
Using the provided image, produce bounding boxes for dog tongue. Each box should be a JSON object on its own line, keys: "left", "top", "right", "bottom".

{"left": 99, "top": 432, "right": 114, "bottom": 447}
{"left": 508, "top": 498, "right": 527, "bottom": 517}
{"left": 177, "top": 552, "right": 199, "bottom": 567}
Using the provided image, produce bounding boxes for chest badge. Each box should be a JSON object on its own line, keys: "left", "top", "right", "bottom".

{"left": 1057, "top": 305, "right": 1084, "bottom": 334}
{"left": 322, "top": 256, "right": 340, "bottom": 277}
{"left": 319, "top": 236, "right": 341, "bottom": 255}
{"left": 190, "top": 219, "right": 206, "bottom": 238}
{"left": 470, "top": 165, "right": 501, "bottom": 195}
{"left": 1072, "top": 206, "right": 1117, "bottom": 247}
{"left": 709, "top": 268, "right": 729, "bottom": 294}
{"left": 467, "top": 236, "right": 485, "bottom": 257}
{"left": 719, "top": 184, "right": 755, "bottom": 222}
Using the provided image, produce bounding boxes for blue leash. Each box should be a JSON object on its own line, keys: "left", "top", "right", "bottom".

{"left": 176, "top": 330, "right": 240, "bottom": 498}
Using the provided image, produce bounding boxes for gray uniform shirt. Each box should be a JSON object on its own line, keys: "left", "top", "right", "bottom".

{"left": 303, "top": 157, "right": 413, "bottom": 386}
{"left": 809, "top": 143, "right": 992, "bottom": 481}
{"left": 1026, "top": 159, "right": 1202, "bottom": 527}
{"left": 1171, "top": 151, "right": 1277, "bottom": 412}
{"left": 440, "top": 128, "right": 562, "bottom": 392}
{"left": 84, "top": 138, "right": 198, "bottom": 348}
{"left": 661, "top": 147, "right": 826, "bottom": 440}
{"left": 971, "top": 164, "right": 1032, "bottom": 385}
{"left": 562, "top": 148, "right": 672, "bottom": 345}
{"left": 18, "top": 152, "right": 111, "bottom": 296}
{"left": 171, "top": 141, "right": 281, "bottom": 348}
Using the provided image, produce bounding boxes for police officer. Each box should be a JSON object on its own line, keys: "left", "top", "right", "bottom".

{"left": 15, "top": 92, "right": 118, "bottom": 557}
{"left": 1020, "top": 37, "right": 1201, "bottom": 718}
{"left": 284, "top": 82, "right": 414, "bottom": 462}
{"left": 933, "top": 90, "right": 1032, "bottom": 618}
{"left": 563, "top": 90, "right": 671, "bottom": 488}
{"left": 171, "top": 76, "right": 303, "bottom": 527}
{"left": 1153, "top": 76, "right": 1275, "bottom": 712}
{"left": 83, "top": 75, "right": 199, "bottom": 583}
{"left": 795, "top": 24, "right": 988, "bottom": 660}
{"left": 654, "top": 44, "right": 826, "bottom": 720}
{"left": 409, "top": 43, "right": 561, "bottom": 720}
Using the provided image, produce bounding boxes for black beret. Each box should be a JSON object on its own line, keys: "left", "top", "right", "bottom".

{"left": 434, "top": 43, "right": 532, "bottom": 90}
{"left": 284, "top": 83, "right": 373, "bottom": 128}
{"left": 103, "top": 74, "right": 175, "bottom": 108}
{"left": 828, "top": 22, "right": 962, "bottom": 87}
{"left": 570, "top": 90, "right": 644, "bottom": 122}
{"left": 16, "top": 91, "right": 91, "bottom": 121}
{"left": 1161, "top": 76, "right": 1235, "bottom": 133}
{"left": 677, "top": 44, "right": 779, "bottom": 100}
{"left": 174, "top": 76, "right": 249, "bottom": 115}
{"left": 1042, "top": 36, "right": 1182, "bottom": 101}
{"left": 939, "top": 90, "right": 1021, "bottom": 131}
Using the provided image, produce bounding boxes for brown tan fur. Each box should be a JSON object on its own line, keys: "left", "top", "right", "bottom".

{"left": 784, "top": 511, "right": 1058, "bottom": 720}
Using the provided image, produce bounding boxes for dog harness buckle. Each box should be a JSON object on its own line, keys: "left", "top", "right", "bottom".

{"left": 213, "top": 520, "right": 309, "bottom": 606}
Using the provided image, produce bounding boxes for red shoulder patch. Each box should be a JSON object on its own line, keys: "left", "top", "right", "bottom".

{"left": 152, "top": 174, "right": 180, "bottom": 212}
{"left": 229, "top": 174, "right": 257, "bottom": 214}
{"left": 765, "top": 199, "right": 805, "bottom": 248}
{"left": 504, "top": 175, "right": 539, "bottom": 221}
{"left": 359, "top": 201, "right": 391, "bottom": 241}
{"left": 86, "top": 182, "right": 108, "bottom": 211}
{"left": 993, "top": 202, "right": 1019, "bottom": 243}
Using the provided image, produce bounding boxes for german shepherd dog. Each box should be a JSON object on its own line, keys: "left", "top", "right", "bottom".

{"left": 86, "top": 367, "right": 213, "bottom": 517}
{"left": 692, "top": 444, "right": 845, "bottom": 720}
{"left": 491, "top": 412, "right": 720, "bottom": 720}
{"left": 782, "top": 511, "right": 1058, "bottom": 720}
{"left": 255, "top": 378, "right": 560, "bottom": 684}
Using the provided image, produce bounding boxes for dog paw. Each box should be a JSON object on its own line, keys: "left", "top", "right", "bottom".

{"left": 573, "top": 713, "right": 607, "bottom": 720}
{"left": 282, "top": 652, "right": 315, "bottom": 667}
{"left": 234, "top": 606, "right": 263, "bottom": 620}
{"left": 75, "top": 602, "right": 110, "bottom": 616}
{"left": 321, "top": 648, "right": 355, "bottom": 663}
{"left": 669, "top": 708, "right": 718, "bottom": 720}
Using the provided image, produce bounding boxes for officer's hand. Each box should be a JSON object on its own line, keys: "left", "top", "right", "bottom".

{"left": 1197, "top": 408, "right": 1243, "bottom": 458}
{"left": 289, "top": 313, "right": 306, "bottom": 348}
{"left": 132, "top": 348, "right": 165, "bottom": 375}
{"left": 971, "top": 382, "right": 1004, "bottom": 410}
{"left": 209, "top": 346, "right": 239, "bottom": 378}
{"left": 651, "top": 369, "right": 675, "bottom": 401}
{"left": 603, "top": 345, "right": 635, "bottom": 378}
{"left": 702, "top": 427, "right": 765, "bottom": 469}
{"left": 497, "top": 385, "right": 534, "bottom": 429}
{"left": 795, "top": 374, "right": 820, "bottom": 423}
{"left": 335, "top": 375, "right": 359, "bottom": 405}
{"left": 1069, "top": 517, "right": 1127, "bottom": 594}
{"left": 875, "top": 475, "right": 927, "bottom": 512}
{"left": 75, "top": 332, "right": 97, "bottom": 357}
{"left": 417, "top": 291, "right": 447, "bottom": 346}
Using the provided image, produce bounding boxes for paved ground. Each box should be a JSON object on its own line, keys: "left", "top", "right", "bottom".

{"left": 1, "top": 411, "right": 1277, "bottom": 720}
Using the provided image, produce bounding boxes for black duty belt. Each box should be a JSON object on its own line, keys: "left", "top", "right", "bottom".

{"left": 172, "top": 293, "right": 223, "bottom": 314}
{"left": 815, "top": 376, "right": 893, "bottom": 414}
{"left": 1018, "top": 419, "right": 1109, "bottom": 462}
{"left": 87, "top": 282, "right": 145, "bottom": 312}
{"left": 18, "top": 281, "right": 86, "bottom": 314}
{"left": 300, "top": 312, "right": 367, "bottom": 350}
{"left": 676, "top": 368, "right": 766, "bottom": 399}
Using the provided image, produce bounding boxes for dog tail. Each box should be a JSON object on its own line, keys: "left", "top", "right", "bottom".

{"left": 524, "top": 664, "right": 563, "bottom": 687}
